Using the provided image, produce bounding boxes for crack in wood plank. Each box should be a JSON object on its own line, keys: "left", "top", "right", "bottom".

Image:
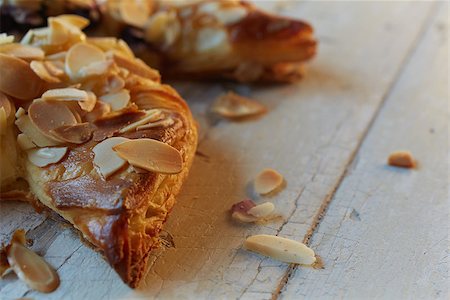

{"left": 270, "top": 3, "right": 440, "bottom": 299}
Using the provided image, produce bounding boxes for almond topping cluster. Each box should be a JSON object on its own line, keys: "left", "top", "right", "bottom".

{"left": 0, "top": 15, "right": 179, "bottom": 178}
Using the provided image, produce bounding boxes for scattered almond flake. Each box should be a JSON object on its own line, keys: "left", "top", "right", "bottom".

{"left": 0, "top": 44, "right": 45, "bottom": 61}
{"left": 0, "top": 33, "right": 14, "bottom": 45}
{"left": 42, "top": 88, "right": 88, "bottom": 102}
{"left": 0, "top": 53, "right": 44, "bottom": 100}
{"left": 113, "top": 138, "right": 183, "bottom": 174}
{"left": 247, "top": 202, "right": 275, "bottom": 218}
{"left": 5, "top": 231, "right": 60, "bottom": 293}
{"left": 99, "top": 89, "right": 130, "bottom": 111}
{"left": 87, "top": 37, "right": 134, "bottom": 58}
{"left": 93, "top": 137, "right": 130, "bottom": 178}
{"left": 211, "top": 91, "right": 267, "bottom": 120}
{"left": 27, "top": 147, "right": 68, "bottom": 167}
{"left": 84, "top": 100, "right": 111, "bottom": 123}
{"left": 48, "top": 18, "right": 69, "bottom": 45}
{"left": 30, "top": 61, "right": 61, "bottom": 83}
{"left": 44, "top": 60, "right": 66, "bottom": 78}
{"left": 50, "top": 123, "right": 93, "bottom": 144}
{"left": 15, "top": 114, "right": 61, "bottom": 147}
{"left": 136, "top": 117, "right": 174, "bottom": 131}
{"left": 243, "top": 234, "right": 316, "bottom": 265}
{"left": 144, "top": 11, "right": 180, "bottom": 49}
{"left": 20, "top": 30, "right": 34, "bottom": 45}
{"left": 45, "top": 51, "right": 67, "bottom": 61}
{"left": 254, "top": 168, "right": 284, "bottom": 195}
{"left": 56, "top": 14, "right": 90, "bottom": 30}
{"left": 117, "top": 39, "right": 135, "bottom": 58}
{"left": 110, "top": 52, "right": 160, "bottom": 82}
{"left": 119, "top": 0, "right": 153, "bottom": 28}
{"left": 388, "top": 151, "right": 416, "bottom": 168}
{"left": 28, "top": 99, "right": 78, "bottom": 142}
{"left": 103, "top": 75, "right": 125, "bottom": 94}
{"left": 78, "top": 91, "right": 97, "bottom": 112}
{"left": 78, "top": 59, "right": 114, "bottom": 79}
{"left": 118, "top": 109, "right": 162, "bottom": 133}
{"left": 65, "top": 43, "right": 106, "bottom": 80}
{"left": 17, "top": 133, "right": 36, "bottom": 150}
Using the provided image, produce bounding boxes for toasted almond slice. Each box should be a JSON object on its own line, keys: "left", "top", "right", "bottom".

{"left": 28, "top": 99, "right": 78, "bottom": 141}
{"left": 0, "top": 44, "right": 45, "bottom": 61}
{"left": 119, "top": 0, "right": 153, "bottom": 28}
{"left": 7, "top": 241, "right": 60, "bottom": 293}
{"left": 42, "top": 88, "right": 88, "bottom": 102}
{"left": 104, "top": 75, "right": 125, "bottom": 94}
{"left": 0, "top": 54, "right": 44, "bottom": 100}
{"left": 84, "top": 100, "right": 111, "bottom": 122}
{"left": 113, "top": 138, "right": 183, "bottom": 174}
{"left": 118, "top": 109, "right": 161, "bottom": 133}
{"left": 212, "top": 92, "right": 267, "bottom": 119}
{"left": 45, "top": 51, "right": 67, "bottom": 61}
{"left": 243, "top": 235, "right": 316, "bottom": 265}
{"left": 93, "top": 137, "right": 130, "bottom": 178}
{"left": 110, "top": 52, "right": 160, "bottom": 82}
{"left": 15, "top": 114, "right": 61, "bottom": 147}
{"left": 136, "top": 118, "right": 174, "bottom": 131}
{"left": 15, "top": 107, "right": 26, "bottom": 118}
{"left": 27, "top": 147, "right": 68, "bottom": 167}
{"left": 247, "top": 202, "right": 275, "bottom": 218}
{"left": 44, "top": 60, "right": 66, "bottom": 78}
{"left": 50, "top": 122, "right": 92, "bottom": 144}
{"left": 0, "top": 33, "right": 14, "bottom": 45}
{"left": 79, "top": 91, "right": 97, "bottom": 112}
{"left": 48, "top": 18, "right": 69, "bottom": 45}
{"left": 30, "top": 61, "right": 61, "bottom": 83}
{"left": 87, "top": 37, "right": 134, "bottom": 58}
{"left": 388, "top": 151, "right": 416, "bottom": 168}
{"left": 17, "top": 133, "right": 36, "bottom": 150}
{"left": 78, "top": 59, "right": 113, "bottom": 79}
{"left": 254, "top": 168, "right": 284, "bottom": 195}
{"left": 56, "top": 14, "right": 90, "bottom": 30}
{"left": 99, "top": 89, "right": 130, "bottom": 111}
{"left": 231, "top": 212, "right": 259, "bottom": 223}
{"left": 65, "top": 43, "right": 106, "bottom": 80}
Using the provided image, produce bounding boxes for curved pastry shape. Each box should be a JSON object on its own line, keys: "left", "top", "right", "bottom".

{"left": 0, "top": 15, "right": 198, "bottom": 288}
{"left": 0, "top": 0, "right": 317, "bottom": 82}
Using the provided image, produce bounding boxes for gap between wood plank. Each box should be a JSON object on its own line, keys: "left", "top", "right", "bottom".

{"left": 270, "top": 3, "right": 440, "bottom": 299}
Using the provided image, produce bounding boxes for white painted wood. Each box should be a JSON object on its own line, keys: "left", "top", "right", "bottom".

{"left": 0, "top": 1, "right": 438, "bottom": 299}
{"left": 281, "top": 3, "right": 449, "bottom": 299}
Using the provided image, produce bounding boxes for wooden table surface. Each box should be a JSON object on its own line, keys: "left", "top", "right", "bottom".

{"left": 1, "top": 1, "right": 448, "bottom": 299}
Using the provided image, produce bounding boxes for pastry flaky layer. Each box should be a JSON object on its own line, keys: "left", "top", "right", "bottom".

{"left": 1, "top": 0, "right": 317, "bottom": 82}
{"left": 0, "top": 14, "right": 197, "bottom": 287}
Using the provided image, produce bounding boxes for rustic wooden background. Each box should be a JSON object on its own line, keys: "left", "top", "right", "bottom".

{"left": 0, "top": 1, "right": 448, "bottom": 299}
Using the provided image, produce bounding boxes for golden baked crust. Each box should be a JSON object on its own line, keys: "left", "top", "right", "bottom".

{"left": 0, "top": 15, "right": 198, "bottom": 287}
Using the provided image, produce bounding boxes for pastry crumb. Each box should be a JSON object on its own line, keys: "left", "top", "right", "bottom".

{"left": 388, "top": 151, "right": 416, "bottom": 168}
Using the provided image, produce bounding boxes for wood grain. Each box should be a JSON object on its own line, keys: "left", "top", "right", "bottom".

{"left": 281, "top": 2, "right": 449, "bottom": 299}
{"left": 0, "top": 1, "right": 441, "bottom": 299}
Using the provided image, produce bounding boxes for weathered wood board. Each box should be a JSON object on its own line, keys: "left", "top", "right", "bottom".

{"left": 281, "top": 3, "right": 449, "bottom": 299}
{"left": 0, "top": 1, "right": 446, "bottom": 299}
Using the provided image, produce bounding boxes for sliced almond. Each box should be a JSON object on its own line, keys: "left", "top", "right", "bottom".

{"left": 84, "top": 100, "right": 111, "bottom": 122}
{"left": 0, "top": 92, "right": 12, "bottom": 120}
{"left": 113, "top": 138, "right": 183, "bottom": 174}
{"left": 27, "top": 147, "right": 68, "bottom": 167}
{"left": 45, "top": 51, "right": 67, "bottom": 61}
{"left": 65, "top": 43, "right": 106, "bottom": 80}
{"left": 136, "top": 117, "right": 174, "bottom": 131}
{"left": 247, "top": 202, "right": 275, "bottom": 218}
{"left": 118, "top": 109, "right": 161, "bottom": 133}
{"left": 44, "top": 60, "right": 66, "bottom": 78}
{"left": 42, "top": 87, "right": 88, "bottom": 102}
{"left": 212, "top": 92, "right": 267, "bottom": 119}
{"left": 119, "top": 0, "right": 153, "bottom": 28}
{"left": 388, "top": 151, "right": 416, "bottom": 168}
{"left": 50, "top": 123, "right": 92, "bottom": 144}
{"left": 231, "top": 212, "right": 258, "bottom": 223}
{"left": 15, "top": 107, "right": 26, "bottom": 118}
{"left": 30, "top": 61, "right": 61, "bottom": 83}
{"left": 56, "top": 14, "right": 90, "bottom": 30}
{"left": 15, "top": 114, "right": 61, "bottom": 147}
{"left": 0, "top": 33, "right": 14, "bottom": 45}
{"left": 0, "top": 107, "right": 7, "bottom": 135}
{"left": 79, "top": 91, "right": 97, "bottom": 112}
{"left": 28, "top": 99, "right": 78, "bottom": 141}
{"left": 7, "top": 241, "right": 60, "bottom": 293}
{"left": 78, "top": 59, "right": 113, "bottom": 79}
{"left": 103, "top": 75, "right": 125, "bottom": 94}
{"left": 99, "top": 89, "right": 130, "bottom": 111}
{"left": 17, "top": 133, "right": 36, "bottom": 150}
{"left": 93, "top": 137, "right": 130, "bottom": 178}
{"left": 48, "top": 18, "right": 69, "bottom": 45}
{"left": 0, "top": 53, "right": 44, "bottom": 100}
{"left": 87, "top": 37, "right": 134, "bottom": 58}
{"left": 0, "top": 44, "right": 45, "bottom": 61}
{"left": 243, "top": 235, "right": 316, "bottom": 265}
{"left": 110, "top": 52, "right": 160, "bottom": 82}
{"left": 254, "top": 168, "right": 284, "bottom": 195}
